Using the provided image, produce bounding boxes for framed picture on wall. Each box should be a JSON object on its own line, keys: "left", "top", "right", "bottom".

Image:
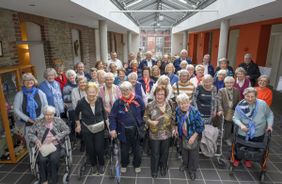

{"left": 0, "top": 41, "right": 3, "bottom": 57}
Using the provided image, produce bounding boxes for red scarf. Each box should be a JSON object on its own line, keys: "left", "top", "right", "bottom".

{"left": 120, "top": 93, "right": 140, "bottom": 112}
{"left": 143, "top": 77, "right": 150, "bottom": 93}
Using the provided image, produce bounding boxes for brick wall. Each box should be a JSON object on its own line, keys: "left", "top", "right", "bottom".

{"left": 0, "top": 8, "right": 96, "bottom": 70}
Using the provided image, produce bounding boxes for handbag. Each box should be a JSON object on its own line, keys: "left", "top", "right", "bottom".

{"left": 182, "top": 137, "right": 198, "bottom": 150}
{"left": 82, "top": 120, "right": 105, "bottom": 134}
{"left": 39, "top": 143, "right": 57, "bottom": 157}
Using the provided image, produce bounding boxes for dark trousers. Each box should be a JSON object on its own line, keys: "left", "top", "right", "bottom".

{"left": 120, "top": 127, "right": 141, "bottom": 168}
{"left": 38, "top": 147, "right": 61, "bottom": 184}
{"left": 150, "top": 138, "right": 170, "bottom": 174}
{"left": 224, "top": 120, "right": 233, "bottom": 140}
{"left": 67, "top": 110, "right": 76, "bottom": 141}
{"left": 182, "top": 145, "right": 199, "bottom": 173}
{"left": 83, "top": 130, "right": 105, "bottom": 166}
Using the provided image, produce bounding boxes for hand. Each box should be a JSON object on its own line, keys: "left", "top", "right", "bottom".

{"left": 240, "top": 124, "right": 248, "bottom": 132}
{"left": 36, "top": 140, "right": 42, "bottom": 148}
{"left": 266, "top": 127, "right": 273, "bottom": 132}
{"left": 75, "top": 124, "right": 81, "bottom": 133}
{"left": 188, "top": 135, "right": 196, "bottom": 145}
{"left": 172, "top": 128, "right": 178, "bottom": 137}
{"left": 217, "top": 111, "right": 223, "bottom": 116}
{"left": 110, "top": 130, "right": 117, "bottom": 139}
{"left": 124, "top": 63, "right": 128, "bottom": 69}
{"left": 149, "top": 120, "right": 159, "bottom": 126}
{"left": 28, "top": 119, "right": 36, "bottom": 124}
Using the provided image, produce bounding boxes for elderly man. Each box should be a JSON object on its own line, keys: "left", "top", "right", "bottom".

{"left": 202, "top": 54, "right": 215, "bottom": 77}
{"left": 138, "top": 51, "right": 157, "bottom": 69}
{"left": 160, "top": 54, "right": 170, "bottom": 75}
{"left": 107, "top": 51, "right": 123, "bottom": 70}
{"left": 173, "top": 49, "right": 192, "bottom": 72}
{"left": 75, "top": 62, "right": 91, "bottom": 81}
{"left": 238, "top": 53, "right": 261, "bottom": 86}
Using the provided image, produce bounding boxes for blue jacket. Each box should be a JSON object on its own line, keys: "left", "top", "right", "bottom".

{"left": 138, "top": 78, "right": 154, "bottom": 94}
{"left": 173, "top": 58, "right": 192, "bottom": 72}
{"left": 109, "top": 96, "right": 145, "bottom": 142}
{"left": 39, "top": 80, "right": 62, "bottom": 107}
{"left": 168, "top": 74, "right": 179, "bottom": 85}
{"left": 207, "top": 64, "right": 215, "bottom": 77}
{"left": 135, "top": 82, "right": 144, "bottom": 100}
{"left": 138, "top": 59, "right": 157, "bottom": 69}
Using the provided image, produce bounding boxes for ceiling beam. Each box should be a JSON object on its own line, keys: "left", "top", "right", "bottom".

{"left": 110, "top": 9, "right": 218, "bottom": 13}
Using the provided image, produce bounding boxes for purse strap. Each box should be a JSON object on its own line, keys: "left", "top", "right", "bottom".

{"left": 41, "top": 128, "right": 50, "bottom": 144}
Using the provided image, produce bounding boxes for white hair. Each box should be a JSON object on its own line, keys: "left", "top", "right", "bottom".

{"left": 202, "top": 74, "right": 213, "bottom": 83}
{"left": 186, "top": 64, "right": 194, "bottom": 70}
{"left": 217, "top": 69, "right": 227, "bottom": 76}
{"left": 104, "top": 72, "right": 115, "bottom": 80}
{"left": 120, "top": 81, "right": 133, "bottom": 91}
{"left": 43, "top": 105, "right": 56, "bottom": 115}
{"left": 128, "top": 72, "right": 138, "bottom": 80}
{"left": 157, "top": 75, "right": 170, "bottom": 85}
{"left": 180, "top": 49, "right": 188, "bottom": 54}
{"left": 243, "top": 87, "right": 257, "bottom": 96}
{"left": 178, "top": 69, "right": 189, "bottom": 77}
{"left": 44, "top": 68, "right": 57, "bottom": 79}
{"left": 224, "top": 76, "right": 235, "bottom": 83}
{"left": 65, "top": 69, "right": 77, "bottom": 79}
{"left": 176, "top": 93, "right": 190, "bottom": 104}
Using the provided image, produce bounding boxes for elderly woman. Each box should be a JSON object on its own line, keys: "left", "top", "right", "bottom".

{"left": 14, "top": 73, "right": 48, "bottom": 150}
{"left": 28, "top": 105, "right": 70, "bottom": 184}
{"left": 75, "top": 82, "right": 108, "bottom": 174}
{"left": 63, "top": 70, "right": 77, "bottom": 140}
{"left": 151, "top": 65, "right": 161, "bottom": 83}
{"left": 99, "top": 72, "right": 121, "bottom": 114}
{"left": 75, "top": 62, "right": 91, "bottom": 81}
{"left": 95, "top": 61, "right": 105, "bottom": 71}
{"left": 255, "top": 75, "right": 272, "bottom": 106}
{"left": 97, "top": 69, "right": 106, "bottom": 87}
{"left": 193, "top": 74, "right": 217, "bottom": 124}
{"left": 187, "top": 64, "right": 195, "bottom": 79}
{"left": 175, "top": 93, "right": 204, "bottom": 180}
{"left": 217, "top": 76, "right": 241, "bottom": 146}
{"left": 109, "top": 81, "right": 145, "bottom": 174}
{"left": 232, "top": 87, "right": 273, "bottom": 168}
{"left": 150, "top": 75, "right": 174, "bottom": 102}
{"left": 138, "top": 66, "right": 154, "bottom": 96}
{"left": 39, "top": 68, "right": 65, "bottom": 117}
{"left": 71, "top": 76, "right": 87, "bottom": 110}
{"left": 180, "top": 60, "right": 188, "bottom": 71}
{"left": 165, "top": 63, "right": 178, "bottom": 85}
{"left": 109, "top": 63, "right": 118, "bottom": 77}
{"left": 234, "top": 67, "right": 251, "bottom": 98}
{"left": 144, "top": 86, "right": 175, "bottom": 178}
{"left": 128, "top": 72, "right": 147, "bottom": 105}
{"left": 126, "top": 59, "right": 142, "bottom": 78}
{"left": 190, "top": 65, "right": 205, "bottom": 88}
{"left": 114, "top": 68, "right": 127, "bottom": 86}
{"left": 214, "top": 69, "right": 227, "bottom": 91}
{"left": 54, "top": 63, "right": 67, "bottom": 91}
{"left": 215, "top": 58, "right": 234, "bottom": 77}
{"left": 90, "top": 67, "right": 98, "bottom": 83}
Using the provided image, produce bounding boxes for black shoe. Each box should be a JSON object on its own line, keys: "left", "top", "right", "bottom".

{"left": 160, "top": 167, "right": 167, "bottom": 176}
{"left": 91, "top": 166, "right": 98, "bottom": 175}
{"left": 189, "top": 172, "right": 196, "bottom": 181}
{"left": 98, "top": 165, "right": 105, "bottom": 175}
{"left": 152, "top": 173, "right": 158, "bottom": 178}
{"left": 179, "top": 164, "right": 185, "bottom": 172}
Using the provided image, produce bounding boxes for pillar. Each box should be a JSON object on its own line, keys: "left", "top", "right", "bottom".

{"left": 127, "top": 31, "right": 132, "bottom": 56}
{"left": 217, "top": 19, "right": 230, "bottom": 64}
{"left": 183, "top": 31, "right": 188, "bottom": 50}
{"left": 99, "top": 20, "right": 108, "bottom": 63}
{"left": 95, "top": 29, "right": 101, "bottom": 61}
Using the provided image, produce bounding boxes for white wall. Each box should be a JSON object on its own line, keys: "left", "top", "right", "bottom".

{"left": 172, "top": 0, "right": 275, "bottom": 33}
{"left": 171, "top": 33, "right": 183, "bottom": 56}
{"left": 71, "top": 0, "right": 139, "bottom": 34}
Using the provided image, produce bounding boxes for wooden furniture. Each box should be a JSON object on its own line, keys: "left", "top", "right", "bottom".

{"left": 0, "top": 64, "right": 35, "bottom": 163}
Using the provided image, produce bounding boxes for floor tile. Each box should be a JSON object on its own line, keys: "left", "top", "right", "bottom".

{"left": 0, "top": 173, "right": 23, "bottom": 184}
{"left": 201, "top": 170, "right": 220, "bottom": 180}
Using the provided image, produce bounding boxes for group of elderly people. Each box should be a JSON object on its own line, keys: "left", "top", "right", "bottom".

{"left": 12, "top": 50, "right": 274, "bottom": 183}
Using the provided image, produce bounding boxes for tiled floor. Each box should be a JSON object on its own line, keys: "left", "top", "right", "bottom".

{"left": 1, "top": 91, "right": 282, "bottom": 184}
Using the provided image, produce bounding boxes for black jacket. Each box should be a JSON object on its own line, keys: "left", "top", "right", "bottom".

{"left": 239, "top": 61, "right": 260, "bottom": 86}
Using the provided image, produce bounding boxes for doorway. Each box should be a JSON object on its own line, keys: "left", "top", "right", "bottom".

{"left": 227, "top": 29, "right": 240, "bottom": 68}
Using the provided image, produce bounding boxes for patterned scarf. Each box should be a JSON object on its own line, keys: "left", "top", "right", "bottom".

{"left": 104, "top": 85, "right": 118, "bottom": 108}
{"left": 22, "top": 86, "right": 38, "bottom": 120}
{"left": 120, "top": 93, "right": 140, "bottom": 112}
{"left": 46, "top": 81, "right": 64, "bottom": 115}
{"left": 235, "top": 99, "right": 258, "bottom": 140}
{"left": 143, "top": 77, "right": 150, "bottom": 93}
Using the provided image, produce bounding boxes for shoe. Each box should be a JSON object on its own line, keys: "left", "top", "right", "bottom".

{"left": 244, "top": 160, "right": 252, "bottom": 168}
{"left": 160, "top": 167, "right": 167, "bottom": 176}
{"left": 121, "top": 167, "right": 127, "bottom": 173}
{"left": 151, "top": 173, "right": 158, "bottom": 178}
{"left": 91, "top": 166, "right": 98, "bottom": 174}
{"left": 98, "top": 165, "right": 105, "bottom": 175}
{"left": 179, "top": 164, "right": 185, "bottom": 172}
{"left": 233, "top": 160, "right": 240, "bottom": 167}
{"left": 189, "top": 172, "right": 196, "bottom": 181}
{"left": 135, "top": 167, "right": 141, "bottom": 173}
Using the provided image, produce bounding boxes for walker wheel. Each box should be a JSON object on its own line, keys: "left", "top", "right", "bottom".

{"left": 63, "top": 173, "right": 69, "bottom": 184}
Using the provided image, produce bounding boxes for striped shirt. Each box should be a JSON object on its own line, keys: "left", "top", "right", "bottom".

{"left": 172, "top": 81, "right": 195, "bottom": 100}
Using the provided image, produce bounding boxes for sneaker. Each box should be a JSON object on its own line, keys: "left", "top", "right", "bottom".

{"left": 135, "top": 167, "right": 141, "bottom": 173}
{"left": 244, "top": 160, "right": 253, "bottom": 168}
{"left": 121, "top": 167, "right": 127, "bottom": 173}
{"left": 233, "top": 160, "right": 240, "bottom": 167}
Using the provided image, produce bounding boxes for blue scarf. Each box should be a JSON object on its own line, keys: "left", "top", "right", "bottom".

{"left": 46, "top": 81, "right": 64, "bottom": 115}
{"left": 235, "top": 99, "right": 258, "bottom": 141}
{"left": 176, "top": 107, "right": 190, "bottom": 138}
{"left": 22, "top": 86, "right": 39, "bottom": 120}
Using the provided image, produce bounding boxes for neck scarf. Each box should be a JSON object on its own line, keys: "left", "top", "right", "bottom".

{"left": 104, "top": 85, "right": 118, "bottom": 108}
{"left": 143, "top": 77, "right": 150, "bottom": 93}
{"left": 46, "top": 81, "right": 64, "bottom": 115}
{"left": 235, "top": 99, "right": 258, "bottom": 140}
{"left": 120, "top": 93, "right": 140, "bottom": 112}
{"left": 22, "top": 86, "right": 39, "bottom": 120}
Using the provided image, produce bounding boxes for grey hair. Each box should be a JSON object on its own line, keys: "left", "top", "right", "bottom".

{"left": 157, "top": 75, "right": 170, "bottom": 85}
{"left": 104, "top": 72, "right": 115, "bottom": 80}
{"left": 178, "top": 69, "right": 189, "bottom": 77}
{"left": 235, "top": 67, "right": 247, "bottom": 75}
{"left": 244, "top": 53, "right": 252, "bottom": 59}
{"left": 218, "top": 57, "right": 228, "bottom": 64}
{"left": 202, "top": 74, "right": 214, "bottom": 83}
{"left": 217, "top": 69, "right": 227, "bottom": 76}
{"left": 180, "top": 60, "right": 188, "bottom": 66}
{"left": 44, "top": 68, "right": 57, "bottom": 79}
{"left": 165, "top": 63, "right": 175, "bottom": 73}
{"left": 258, "top": 75, "right": 270, "bottom": 83}
{"left": 186, "top": 64, "right": 194, "bottom": 70}
{"left": 43, "top": 105, "right": 56, "bottom": 115}
{"left": 75, "top": 62, "right": 84, "bottom": 68}
{"left": 243, "top": 87, "right": 257, "bottom": 97}
{"left": 22, "top": 73, "right": 38, "bottom": 86}
{"left": 120, "top": 81, "right": 133, "bottom": 91}
{"left": 180, "top": 49, "right": 188, "bottom": 54}
{"left": 128, "top": 72, "right": 138, "bottom": 80}
{"left": 176, "top": 93, "right": 190, "bottom": 104}
{"left": 224, "top": 76, "right": 235, "bottom": 83}
{"left": 195, "top": 64, "right": 205, "bottom": 71}
{"left": 65, "top": 69, "right": 77, "bottom": 79}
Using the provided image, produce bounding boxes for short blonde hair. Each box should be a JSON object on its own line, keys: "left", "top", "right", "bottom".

{"left": 165, "top": 63, "right": 175, "bottom": 73}
{"left": 86, "top": 82, "right": 99, "bottom": 93}
{"left": 176, "top": 93, "right": 190, "bottom": 104}
{"left": 202, "top": 74, "right": 213, "bottom": 83}
{"left": 195, "top": 64, "right": 204, "bottom": 71}
{"left": 76, "top": 75, "right": 88, "bottom": 83}
{"left": 224, "top": 76, "right": 235, "bottom": 83}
